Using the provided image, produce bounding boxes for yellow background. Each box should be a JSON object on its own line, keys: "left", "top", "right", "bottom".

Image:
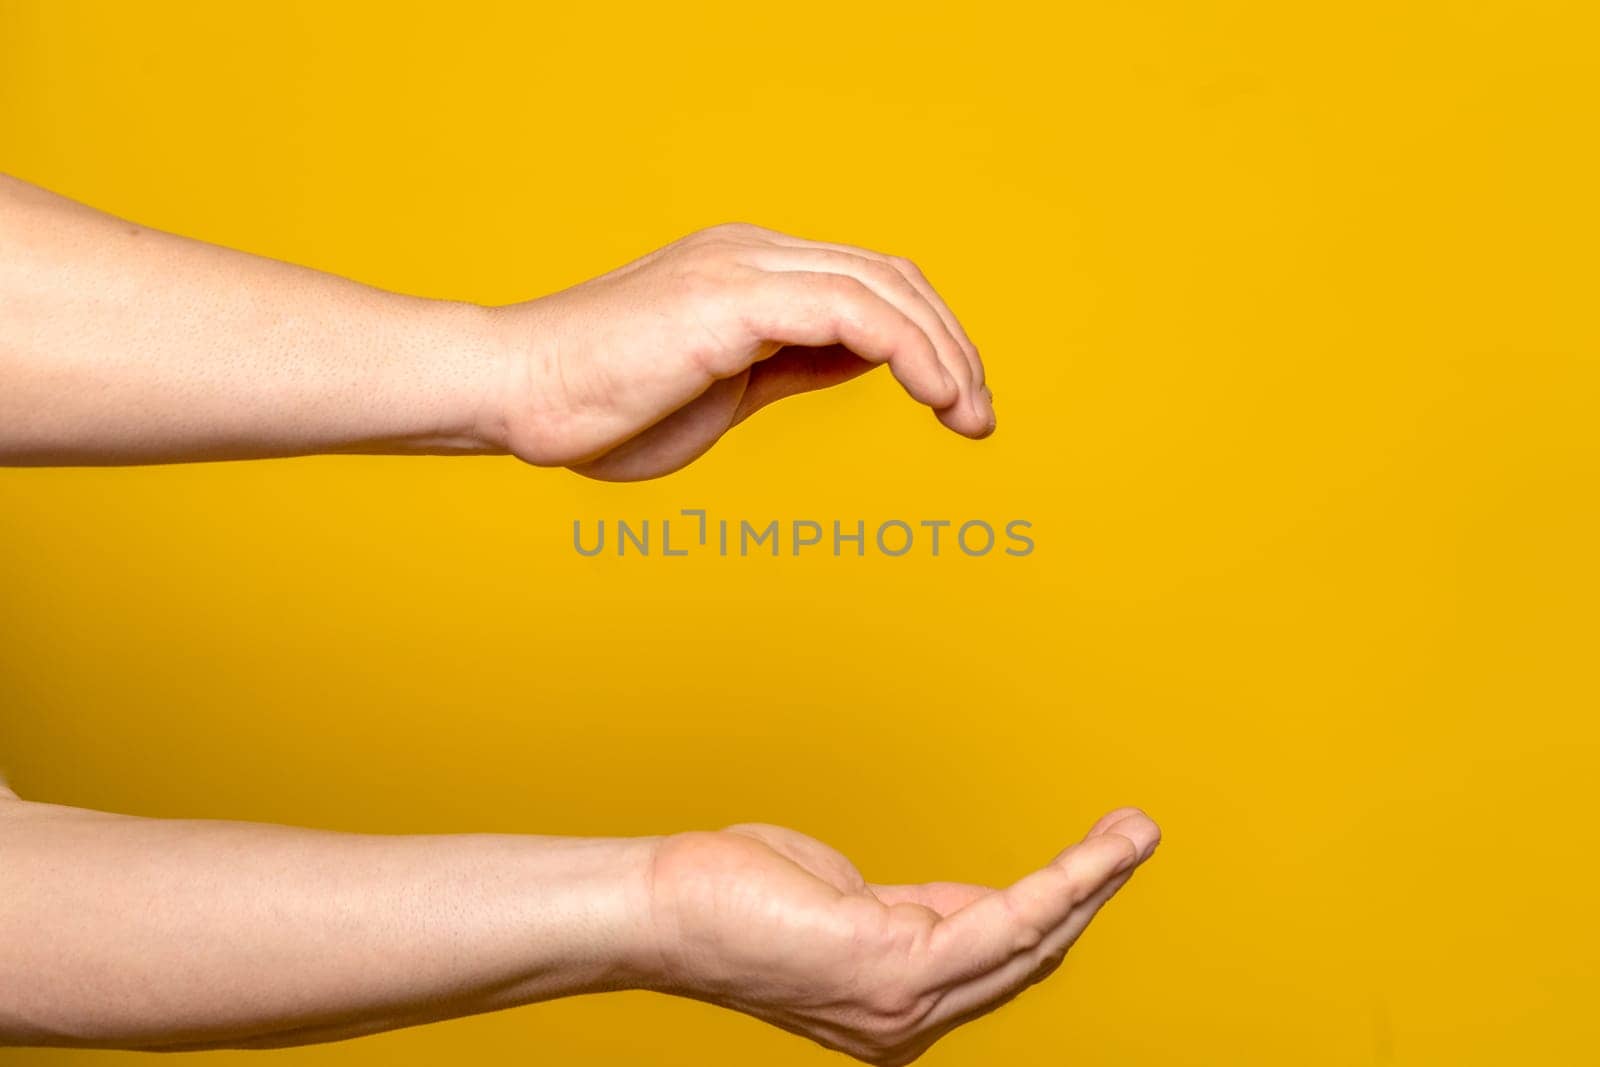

{"left": 3, "top": 1, "right": 1597, "bottom": 1063}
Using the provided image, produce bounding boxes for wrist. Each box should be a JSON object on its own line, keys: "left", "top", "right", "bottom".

{"left": 475, "top": 300, "right": 578, "bottom": 468}
{"left": 535, "top": 833, "right": 671, "bottom": 994}
{"left": 393, "top": 297, "right": 517, "bottom": 456}
{"left": 613, "top": 833, "right": 672, "bottom": 990}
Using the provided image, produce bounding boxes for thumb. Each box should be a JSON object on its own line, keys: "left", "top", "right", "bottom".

{"left": 732, "top": 345, "right": 877, "bottom": 425}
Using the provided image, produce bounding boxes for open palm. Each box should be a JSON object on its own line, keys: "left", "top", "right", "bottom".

{"left": 646, "top": 809, "right": 1160, "bottom": 1065}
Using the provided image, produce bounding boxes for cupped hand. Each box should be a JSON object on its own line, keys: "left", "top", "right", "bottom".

{"left": 488, "top": 224, "right": 995, "bottom": 481}
{"left": 644, "top": 809, "right": 1160, "bottom": 1065}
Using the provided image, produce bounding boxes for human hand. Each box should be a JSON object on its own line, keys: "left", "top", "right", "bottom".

{"left": 0, "top": 784, "right": 1153, "bottom": 1058}
{"left": 486, "top": 224, "right": 995, "bottom": 481}
{"left": 0, "top": 177, "right": 993, "bottom": 471}
{"left": 643, "top": 808, "right": 1160, "bottom": 1065}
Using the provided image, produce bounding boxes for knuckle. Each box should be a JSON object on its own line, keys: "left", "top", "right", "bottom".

{"left": 997, "top": 892, "right": 1044, "bottom": 952}
{"left": 887, "top": 254, "right": 926, "bottom": 281}
{"left": 701, "top": 221, "right": 765, "bottom": 241}
{"left": 1065, "top": 871, "right": 1100, "bottom": 908}
{"left": 815, "top": 271, "right": 870, "bottom": 310}
{"left": 682, "top": 238, "right": 739, "bottom": 268}
{"left": 672, "top": 228, "right": 717, "bottom": 254}
{"left": 866, "top": 258, "right": 910, "bottom": 291}
{"left": 818, "top": 269, "right": 865, "bottom": 294}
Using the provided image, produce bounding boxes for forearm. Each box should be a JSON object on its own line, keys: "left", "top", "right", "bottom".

{"left": 0, "top": 795, "right": 661, "bottom": 1049}
{"left": 0, "top": 173, "right": 510, "bottom": 465}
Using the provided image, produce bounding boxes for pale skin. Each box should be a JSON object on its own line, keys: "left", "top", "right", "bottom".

{"left": 0, "top": 173, "right": 994, "bottom": 475}
{"left": 0, "top": 174, "right": 1160, "bottom": 1062}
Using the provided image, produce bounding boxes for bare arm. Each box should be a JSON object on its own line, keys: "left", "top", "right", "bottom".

{"left": 0, "top": 790, "right": 659, "bottom": 1049}
{"left": 0, "top": 787, "right": 1157, "bottom": 1063}
{"left": 0, "top": 174, "right": 995, "bottom": 478}
{"left": 0, "top": 173, "right": 504, "bottom": 465}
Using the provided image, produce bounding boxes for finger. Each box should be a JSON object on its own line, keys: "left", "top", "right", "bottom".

{"left": 569, "top": 374, "right": 750, "bottom": 482}
{"left": 868, "top": 880, "right": 994, "bottom": 917}
{"left": 731, "top": 345, "right": 877, "bottom": 425}
{"left": 921, "top": 861, "right": 1141, "bottom": 1028}
{"left": 920, "top": 810, "right": 1160, "bottom": 988}
{"left": 738, "top": 246, "right": 986, "bottom": 436}
{"left": 737, "top": 271, "right": 957, "bottom": 411}
{"left": 756, "top": 232, "right": 994, "bottom": 435}
{"left": 1084, "top": 806, "right": 1154, "bottom": 840}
